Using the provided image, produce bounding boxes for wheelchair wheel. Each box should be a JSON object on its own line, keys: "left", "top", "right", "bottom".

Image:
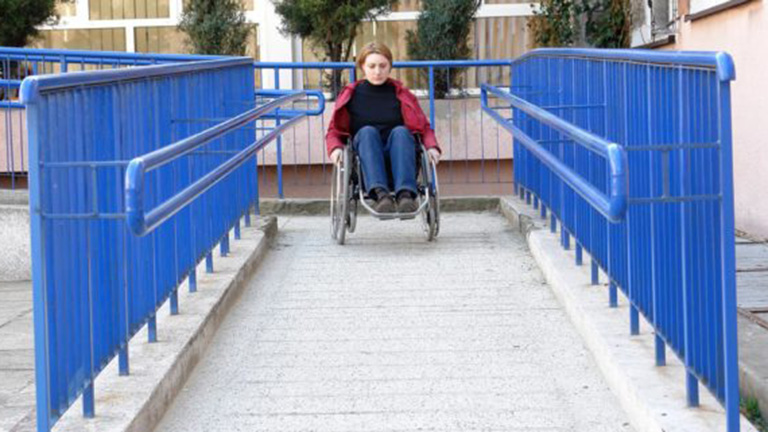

{"left": 330, "top": 147, "right": 351, "bottom": 244}
{"left": 347, "top": 164, "right": 359, "bottom": 233}
{"left": 419, "top": 148, "right": 440, "bottom": 241}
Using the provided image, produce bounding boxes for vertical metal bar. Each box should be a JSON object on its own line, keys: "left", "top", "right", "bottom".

{"left": 428, "top": 66, "right": 436, "bottom": 129}
{"left": 561, "top": 229, "right": 570, "bottom": 250}
{"left": 550, "top": 214, "right": 557, "bottom": 233}
{"left": 591, "top": 259, "right": 599, "bottom": 285}
{"left": 220, "top": 231, "right": 229, "bottom": 257}
{"left": 206, "top": 252, "right": 213, "bottom": 273}
{"left": 540, "top": 204, "right": 547, "bottom": 219}
{"left": 687, "top": 372, "right": 700, "bottom": 407}
{"left": 274, "top": 68, "right": 283, "bottom": 198}
{"left": 189, "top": 266, "right": 197, "bottom": 294}
{"left": 609, "top": 281, "right": 618, "bottom": 308}
{"left": 26, "top": 82, "right": 53, "bottom": 432}
{"left": 148, "top": 315, "right": 157, "bottom": 342}
{"left": 234, "top": 218, "right": 241, "bottom": 240}
{"left": 118, "top": 346, "right": 129, "bottom": 376}
{"left": 533, "top": 196, "right": 539, "bottom": 209}
{"left": 717, "top": 65, "right": 740, "bottom": 432}
{"left": 82, "top": 383, "right": 94, "bottom": 418}
{"left": 630, "top": 305, "right": 639, "bottom": 335}
{"left": 655, "top": 335, "right": 666, "bottom": 366}
{"left": 169, "top": 290, "right": 179, "bottom": 315}
{"left": 575, "top": 243, "right": 583, "bottom": 266}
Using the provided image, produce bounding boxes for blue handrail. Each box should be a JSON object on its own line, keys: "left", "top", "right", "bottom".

{"left": 125, "top": 91, "right": 320, "bottom": 236}
{"left": 480, "top": 83, "right": 628, "bottom": 222}
{"left": 512, "top": 48, "right": 735, "bottom": 81}
{"left": 0, "top": 46, "right": 218, "bottom": 63}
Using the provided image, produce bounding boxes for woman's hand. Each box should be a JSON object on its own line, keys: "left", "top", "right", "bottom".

{"left": 330, "top": 148, "right": 343, "bottom": 165}
{"left": 427, "top": 148, "right": 441, "bottom": 166}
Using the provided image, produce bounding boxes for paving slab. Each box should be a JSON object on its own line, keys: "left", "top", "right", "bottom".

{"left": 155, "top": 213, "right": 633, "bottom": 432}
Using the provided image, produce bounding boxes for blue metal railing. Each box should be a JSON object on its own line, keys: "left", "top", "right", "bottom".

{"left": 1, "top": 47, "right": 217, "bottom": 187}
{"left": 482, "top": 48, "right": 739, "bottom": 431}
{"left": 4, "top": 47, "right": 518, "bottom": 193}
{"left": 22, "top": 56, "right": 323, "bottom": 431}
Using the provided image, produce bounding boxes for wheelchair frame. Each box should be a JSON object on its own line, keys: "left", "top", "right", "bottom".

{"left": 330, "top": 140, "right": 440, "bottom": 245}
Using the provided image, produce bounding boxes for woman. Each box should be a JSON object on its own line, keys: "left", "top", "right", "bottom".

{"left": 326, "top": 42, "right": 441, "bottom": 214}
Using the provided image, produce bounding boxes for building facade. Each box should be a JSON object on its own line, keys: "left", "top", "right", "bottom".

{"left": 632, "top": 0, "right": 768, "bottom": 239}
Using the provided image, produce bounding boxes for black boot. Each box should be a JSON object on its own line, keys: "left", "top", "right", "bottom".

{"left": 396, "top": 190, "right": 418, "bottom": 213}
{"left": 372, "top": 188, "right": 394, "bottom": 213}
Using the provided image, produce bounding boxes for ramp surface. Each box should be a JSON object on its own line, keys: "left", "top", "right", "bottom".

{"left": 155, "top": 213, "right": 633, "bottom": 432}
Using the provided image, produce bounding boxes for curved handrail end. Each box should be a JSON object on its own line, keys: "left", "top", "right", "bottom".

{"left": 715, "top": 52, "right": 736, "bottom": 82}
{"left": 125, "top": 158, "right": 147, "bottom": 236}
{"left": 20, "top": 77, "right": 41, "bottom": 105}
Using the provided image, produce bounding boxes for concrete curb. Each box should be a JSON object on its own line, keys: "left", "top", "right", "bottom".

{"left": 258, "top": 196, "right": 501, "bottom": 216}
{"left": 53, "top": 216, "right": 278, "bottom": 432}
{"left": 498, "top": 196, "right": 757, "bottom": 432}
{"left": 0, "top": 190, "right": 28, "bottom": 206}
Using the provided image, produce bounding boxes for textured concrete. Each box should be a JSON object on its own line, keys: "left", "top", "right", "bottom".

{"left": 0, "top": 281, "right": 34, "bottom": 432}
{"left": 51, "top": 217, "right": 277, "bottom": 432}
{"left": 257, "top": 196, "right": 502, "bottom": 216}
{"left": 0, "top": 205, "right": 30, "bottom": 282}
{"left": 0, "top": 191, "right": 27, "bottom": 206}
{"left": 735, "top": 238, "right": 768, "bottom": 420}
{"left": 155, "top": 213, "right": 633, "bottom": 432}
{"left": 501, "top": 196, "right": 759, "bottom": 432}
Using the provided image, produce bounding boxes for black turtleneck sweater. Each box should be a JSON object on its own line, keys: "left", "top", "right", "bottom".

{"left": 348, "top": 80, "right": 404, "bottom": 142}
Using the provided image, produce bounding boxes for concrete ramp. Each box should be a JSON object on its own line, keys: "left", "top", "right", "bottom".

{"left": 155, "top": 213, "right": 632, "bottom": 432}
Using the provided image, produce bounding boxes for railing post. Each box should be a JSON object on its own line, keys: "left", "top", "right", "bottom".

{"left": 561, "top": 230, "right": 570, "bottom": 250}
{"left": 189, "top": 269, "right": 197, "bottom": 293}
{"left": 148, "top": 315, "right": 157, "bottom": 342}
{"left": 687, "top": 373, "right": 700, "bottom": 407}
{"left": 220, "top": 231, "right": 229, "bottom": 257}
{"left": 82, "top": 384, "right": 94, "bottom": 418}
{"left": 533, "top": 196, "right": 539, "bottom": 209}
{"left": 118, "top": 346, "right": 129, "bottom": 376}
{"left": 630, "top": 305, "right": 639, "bottom": 335}
{"left": 274, "top": 68, "right": 284, "bottom": 199}
{"left": 234, "top": 218, "right": 241, "bottom": 240}
{"left": 428, "top": 66, "right": 436, "bottom": 128}
{"left": 550, "top": 214, "right": 557, "bottom": 233}
{"left": 206, "top": 252, "right": 213, "bottom": 273}
{"left": 575, "top": 243, "right": 582, "bottom": 266}
{"left": 716, "top": 61, "right": 739, "bottom": 432}
{"left": 655, "top": 335, "right": 666, "bottom": 366}
{"left": 591, "top": 259, "right": 599, "bottom": 285}
{"left": 170, "top": 290, "right": 179, "bottom": 315}
{"left": 540, "top": 204, "right": 546, "bottom": 219}
{"left": 609, "top": 281, "right": 618, "bottom": 308}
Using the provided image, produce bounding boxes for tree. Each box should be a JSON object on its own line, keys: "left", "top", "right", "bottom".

{"left": 0, "top": 0, "right": 61, "bottom": 47}
{"left": 273, "top": 0, "right": 397, "bottom": 98}
{"left": 178, "top": 0, "right": 253, "bottom": 56}
{"left": 527, "top": 0, "right": 631, "bottom": 48}
{"left": 527, "top": 0, "right": 580, "bottom": 48}
{"left": 405, "top": 0, "right": 481, "bottom": 99}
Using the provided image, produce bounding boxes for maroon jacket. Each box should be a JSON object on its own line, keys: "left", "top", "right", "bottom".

{"left": 325, "top": 78, "right": 441, "bottom": 156}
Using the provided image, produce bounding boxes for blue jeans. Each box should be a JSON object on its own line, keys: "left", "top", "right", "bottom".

{"left": 352, "top": 125, "right": 417, "bottom": 196}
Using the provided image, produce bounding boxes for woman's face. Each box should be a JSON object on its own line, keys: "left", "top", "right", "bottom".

{"left": 362, "top": 53, "right": 391, "bottom": 86}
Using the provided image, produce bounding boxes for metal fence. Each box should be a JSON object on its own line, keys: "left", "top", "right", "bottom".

{"left": 482, "top": 48, "right": 739, "bottom": 431}
{"left": 254, "top": 59, "right": 518, "bottom": 198}
{"left": 4, "top": 48, "right": 517, "bottom": 195}
{"left": 22, "top": 56, "right": 322, "bottom": 431}
{"left": 1, "top": 47, "right": 216, "bottom": 187}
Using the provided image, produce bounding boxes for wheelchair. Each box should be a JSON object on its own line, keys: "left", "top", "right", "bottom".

{"left": 330, "top": 137, "right": 440, "bottom": 245}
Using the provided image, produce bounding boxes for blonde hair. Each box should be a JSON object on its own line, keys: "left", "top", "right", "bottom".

{"left": 356, "top": 42, "right": 394, "bottom": 69}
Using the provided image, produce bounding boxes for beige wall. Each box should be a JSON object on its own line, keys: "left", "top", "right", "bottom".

{"left": 663, "top": 0, "right": 768, "bottom": 239}
{"left": 0, "top": 109, "right": 28, "bottom": 175}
